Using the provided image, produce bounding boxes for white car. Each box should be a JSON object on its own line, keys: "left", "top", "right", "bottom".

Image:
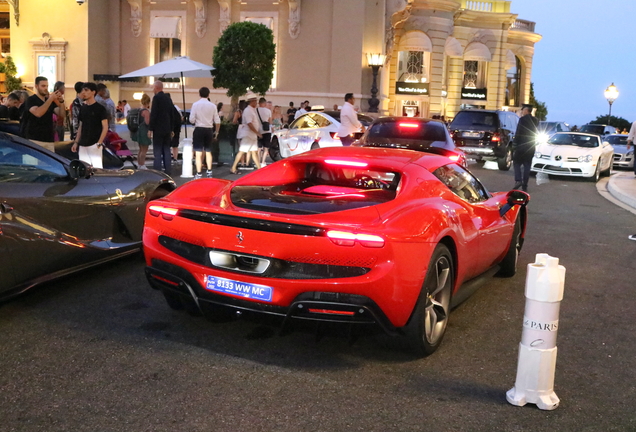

{"left": 269, "top": 110, "right": 374, "bottom": 160}
{"left": 531, "top": 132, "right": 614, "bottom": 182}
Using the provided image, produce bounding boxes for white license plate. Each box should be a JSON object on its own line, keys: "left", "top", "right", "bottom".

{"left": 462, "top": 132, "right": 481, "bottom": 138}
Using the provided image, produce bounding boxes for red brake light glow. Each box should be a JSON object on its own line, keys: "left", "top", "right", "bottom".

{"left": 491, "top": 132, "right": 501, "bottom": 142}
{"left": 308, "top": 309, "right": 356, "bottom": 316}
{"left": 327, "top": 230, "right": 384, "bottom": 248}
{"left": 148, "top": 205, "right": 179, "bottom": 220}
{"left": 324, "top": 159, "right": 368, "bottom": 168}
{"left": 399, "top": 122, "right": 419, "bottom": 129}
{"left": 449, "top": 155, "right": 460, "bottom": 162}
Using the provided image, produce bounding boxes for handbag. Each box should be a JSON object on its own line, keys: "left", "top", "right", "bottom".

{"left": 256, "top": 107, "right": 270, "bottom": 132}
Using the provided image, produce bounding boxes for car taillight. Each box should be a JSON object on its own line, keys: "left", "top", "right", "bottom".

{"left": 325, "top": 159, "right": 368, "bottom": 168}
{"left": 449, "top": 155, "right": 460, "bottom": 162}
{"left": 491, "top": 132, "right": 501, "bottom": 142}
{"left": 329, "top": 132, "right": 341, "bottom": 140}
{"left": 399, "top": 122, "right": 419, "bottom": 129}
{"left": 148, "top": 205, "right": 179, "bottom": 221}
{"left": 326, "top": 230, "right": 384, "bottom": 248}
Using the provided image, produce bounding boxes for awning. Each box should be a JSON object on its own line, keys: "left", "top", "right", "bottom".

{"left": 445, "top": 37, "right": 463, "bottom": 57}
{"left": 505, "top": 49, "right": 517, "bottom": 70}
{"left": 398, "top": 31, "right": 432, "bottom": 52}
{"left": 150, "top": 16, "right": 182, "bottom": 39}
{"left": 464, "top": 42, "right": 492, "bottom": 61}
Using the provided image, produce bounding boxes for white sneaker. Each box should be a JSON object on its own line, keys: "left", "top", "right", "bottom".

{"left": 206, "top": 170, "right": 213, "bottom": 178}
{"left": 194, "top": 173, "right": 202, "bottom": 179}
{"left": 138, "top": 165, "right": 148, "bottom": 170}
{"left": 261, "top": 162, "right": 267, "bottom": 167}
{"left": 629, "top": 234, "right": 636, "bottom": 241}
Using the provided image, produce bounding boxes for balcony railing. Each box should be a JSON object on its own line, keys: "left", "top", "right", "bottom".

{"left": 461, "top": 1, "right": 511, "bottom": 13}
{"left": 510, "top": 19, "right": 536, "bottom": 33}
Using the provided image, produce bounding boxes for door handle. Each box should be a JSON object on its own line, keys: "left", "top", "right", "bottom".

{"left": 0, "top": 203, "right": 13, "bottom": 213}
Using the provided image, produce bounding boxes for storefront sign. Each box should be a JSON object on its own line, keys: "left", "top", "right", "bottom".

{"left": 461, "top": 88, "right": 488, "bottom": 100}
{"left": 396, "top": 82, "right": 429, "bottom": 96}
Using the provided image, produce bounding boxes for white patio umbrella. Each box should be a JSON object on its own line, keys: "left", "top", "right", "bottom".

{"left": 119, "top": 56, "right": 215, "bottom": 138}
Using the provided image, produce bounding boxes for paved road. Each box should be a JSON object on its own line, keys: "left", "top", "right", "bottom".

{"left": 1, "top": 163, "right": 635, "bottom": 432}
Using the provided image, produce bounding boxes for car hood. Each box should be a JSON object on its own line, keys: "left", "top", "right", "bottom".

{"left": 611, "top": 145, "right": 631, "bottom": 155}
{"left": 536, "top": 143, "right": 599, "bottom": 157}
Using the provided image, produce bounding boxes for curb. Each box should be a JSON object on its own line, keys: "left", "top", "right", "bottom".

{"left": 606, "top": 172, "right": 636, "bottom": 212}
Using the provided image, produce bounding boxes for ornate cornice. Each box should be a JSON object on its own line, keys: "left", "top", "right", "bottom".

{"left": 193, "top": 0, "right": 207, "bottom": 38}
{"left": 127, "top": 0, "right": 143, "bottom": 37}
{"left": 217, "top": 0, "right": 231, "bottom": 33}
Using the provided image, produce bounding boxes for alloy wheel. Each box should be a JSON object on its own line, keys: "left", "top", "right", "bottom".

{"left": 423, "top": 256, "right": 452, "bottom": 345}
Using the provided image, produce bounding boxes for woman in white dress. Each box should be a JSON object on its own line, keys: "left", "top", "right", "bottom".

{"left": 230, "top": 93, "right": 262, "bottom": 174}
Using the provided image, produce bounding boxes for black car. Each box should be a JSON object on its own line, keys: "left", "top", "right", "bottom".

{"left": 449, "top": 109, "right": 519, "bottom": 170}
{"left": 579, "top": 124, "right": 617, "bottom": 136}
{"left": 0, "top": 133, "right": 176, "bottom": 300}
{"left": 355, "top": 116, "right": 466, "bottom": 166}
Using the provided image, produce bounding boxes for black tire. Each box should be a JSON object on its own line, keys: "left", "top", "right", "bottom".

{"left": 588, "top": 162, "right": 601, "bottom": 182}
{"left": 162, "top": 290, "right": 184, "bottom": 310}
{"left": 403, "top": 244, "right": 454, "bottom": 357}
{"left": 310, "top": 141, "right": 320, "bottom": 151}
{"left": 498, "top": 217, "right": 522, "bottom": 277}
{"left": 268, "top": 138, "right": 281, "bottom": 161}
{"left": 497, "top": 147, "right": 512, "bottom": 171}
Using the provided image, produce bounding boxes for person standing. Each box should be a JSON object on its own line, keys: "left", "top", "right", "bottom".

{"left": 70, "top": 81, "right": 84, "bottom": 140}
{"left": 294, "top": 101, "right": 308, "bottom": 120}
{"left": 627, "top": 119, "right": 636, "bottom": 177}
{"left": 148, "top": 81, "right": 175, "bottom": 175}
{"left": 123, "top": 100, "right": 131, "bottom": 118}
{"left": 103, "top": 88, "right": 117, "bottom": 132}
{"left": 23, "top": 76, "right": 65, "bottom": 142}
{"left": 189, "top": 87, "right": 221, "bottom": 179}
{"left": 286, "top": 101, "right": 296, "bottom": 125}
{"left": 0, "top": 93, "right": 20, "bottom": 119}
{"left": 512, "top": 104, "right": 539, "bottom": 192}
{"left": 257, "top": 97, "right": 272, "bottom": 167}
{"left": 166, "top": 93, "right": 183, "bottom": 163}
{"left": 230, "top": 92, "right": 261, "bottom": 174}
{"left": 272, "top": 105, "right": 283, "bottom": 131}
{"left": 337, "top": 93, "right": 364, "bottom": 147}
{"left": 135, "top": 93, "right": 152, "bottom": 170}
{"left": 52, "top": 81, "right": 66, "bottom": 141}
{"left": 71, "top": 82, "right": 108, "bottom": 169}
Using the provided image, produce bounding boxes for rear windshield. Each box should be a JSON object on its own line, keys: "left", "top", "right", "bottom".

{"left": 367, "top": 120, "right": 447, "bottom": 142}
{"left": 580, "top": 125, "right": 604, "bottom": 134}
{"left": 231, "top": 161, "right": 400, "bottom": 214}
{"left": 548, "top": 134, "right": 598, "bottom": 148}
{"left": 450, "top": 111, "right": 498, "bottom": 129}
{"left": 604, "top": 135, "right": 628, "bottom": 145}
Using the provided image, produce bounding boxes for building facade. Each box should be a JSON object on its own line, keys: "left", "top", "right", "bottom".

{"left": 7, "top": 0, "right": 539, "bottom": 118}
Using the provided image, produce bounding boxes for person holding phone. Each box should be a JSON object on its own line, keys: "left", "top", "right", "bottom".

{"left": 24, "top": 76, "right": 65, "bottom": 142}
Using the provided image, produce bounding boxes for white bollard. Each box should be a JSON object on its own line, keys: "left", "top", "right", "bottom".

{"left": 506, "top": 253, "right": 566, "bottom": 411}
{"left": 180, "top": 138, "right": 194, "bottom": 178}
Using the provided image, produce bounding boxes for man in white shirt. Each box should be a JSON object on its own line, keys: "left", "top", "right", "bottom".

{"left": 256, "top": 97, "right": 273, "bottom": 167}
{"left": 337, "top": 93, "right": 365, "bottom": 146}
{"left": 294, "top": 101, "right": 308, "bottom": 119}
{"left": 189, "top": 87, "right": 221, "bottom": 178}
{"left": 627, "top": 120, "right": 636, "bottom": 176}
{"left": 122, "top": 100, "right": 131, "bottom": 117}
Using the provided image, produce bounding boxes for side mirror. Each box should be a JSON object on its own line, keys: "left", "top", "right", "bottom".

{"left": 68, "top": 159, "right": 93, "bottom": 181}
{"left": 500, "top": 190, "right": 530, "bottom": 217}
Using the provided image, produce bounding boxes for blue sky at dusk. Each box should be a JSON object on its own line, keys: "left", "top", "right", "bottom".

{"left": 512, "top": 1, "right": 636, "bottom": 127}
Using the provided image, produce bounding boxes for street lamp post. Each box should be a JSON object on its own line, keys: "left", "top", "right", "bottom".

{"left": 366, "top": 53, "right": 385, "bottom": 113}
{"left": 604, "top": 83, "right": 619, "bottom": 126}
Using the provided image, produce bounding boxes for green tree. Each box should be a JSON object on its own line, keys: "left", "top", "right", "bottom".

{"left": 2, "top": 56, "right": 22, "bottom": 92}
{"left": 590, "top": 115, "right": 631, "bottom": 131}
{"left": 212, "top": 22, "right": 276, "bottom": 108}
{"left": 529, "top": 82, "right": 548, "bottom": 121}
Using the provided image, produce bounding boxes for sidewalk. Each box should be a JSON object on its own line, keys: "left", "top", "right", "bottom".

{"left": 607, "top": 171, "right": 636, "bottom": 212}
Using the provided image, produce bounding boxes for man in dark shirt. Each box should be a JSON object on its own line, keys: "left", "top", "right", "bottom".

{"left": 512, "top": 104, "right": 539, "bottom": 192}
{"left": 148, "top": 80, "right": 175, "bottom": 175}
{"left": 24, "top": 76, "right": 65, "bottom": 142}
{"left": 71, "top": 82, "right": 108, "bottom": 169}
{"left": 0, "top": 93, "right": 19, "bottom": 119}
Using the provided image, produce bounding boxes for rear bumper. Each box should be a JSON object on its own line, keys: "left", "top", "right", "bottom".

{"left": 456, "top": 144, "right": 507, "bottom": 159}
{"left": 146, "top": 260, "right": 400, "bottom": 335}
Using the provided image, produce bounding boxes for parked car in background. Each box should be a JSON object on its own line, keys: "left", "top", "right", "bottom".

{"left": 579, "top": 124, "right": 617, "bottom": 136}
{"left": 354, "top": 117, "right": 467, "bottom": 167}
{"left": 269, "top": 110, "right": 374, "bottom": 161}
{"left": 143, "top": 146, "right": 529, "bottom": 356}
{"left": 0, "top": 132, "right": 176, "bottom": 300}
{"left": 537, "top": 121, "right": 570, "bottom": 143}
{"left": 531, "top": 132, "right": 614, "bottom": 182}
{"left": 605, "top": 133, "right": 634, "bottom": 169}
{"left": 448, "top": 109, "right": 519, "bottom": 171}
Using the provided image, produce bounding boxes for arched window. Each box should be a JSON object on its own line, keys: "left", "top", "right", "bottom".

{"left": 506, "top": 56, "right": 522, "bottom": 107}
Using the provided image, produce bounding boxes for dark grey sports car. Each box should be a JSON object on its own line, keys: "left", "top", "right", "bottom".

{"left": 0, "top": 133, "right": 176, "bottom": 300}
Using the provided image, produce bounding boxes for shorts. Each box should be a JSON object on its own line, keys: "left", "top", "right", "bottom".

{"left": 258, "top": 133, "right": 271, "bottom": 149}
{"left": 78, "top": 143, "right": 103, "bottom": 169}
{"left": 171, "top": 128, "right": 181, "bottom": 148}
{"left": 239, "top": 137, "right": 258, "bottom": 153}
{"left": 192, "top": 127, "right": 213, "bottom": 152}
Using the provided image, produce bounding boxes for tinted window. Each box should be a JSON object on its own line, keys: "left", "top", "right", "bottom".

{"left": 450, "top": 111, "right": 498, "bottom": 129}
{"left": 308, "top": 113, "right": 331, "bottom": 128}
{"left": 432, "top": 164, "right": 490, "bottom": 203}
{"left": 580, "top": 125, "right": 604, "bottom": 135}
{"left": 548, "top": 134, "right": 599, "bottom": 148}
{"left": 367, "top": 120, "right": 447, "bottom": 142}
{"left": 605, "top": 135, "right": 628, "bottom": 145}
{"left": 0, "top": 140, "right": 68, "bottom": 182}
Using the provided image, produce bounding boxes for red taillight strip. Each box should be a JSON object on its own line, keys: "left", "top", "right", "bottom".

{"left": 399, "top": 122, "right": 419, "bottom": 128}
{"left": 308, "top": 308, "right": 356, "bottom": 316}
{"left": 326, "top": 230, "right": 384, "bottom": 248}
{"left": 148, "top": 205, "right": 180, "bottom": 220}
{"left": 150, "top": 274, "right": 180, "bottom": 286}
{"left": 324, "top": 159, "right": 368, "bottom": 168}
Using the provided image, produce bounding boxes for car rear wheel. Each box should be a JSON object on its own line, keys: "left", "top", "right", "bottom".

{"left": 268, "top": 137, "right": 281, "bottom": 161}
{"left": 310, "top": 141, "right": 320, "bottom": 151}
{"left": 403, "top": 244, "right": 454, "bottom": 357}
{"left": 498, "top": 148, "right": 512, "bottom": 171}
{"left": 498, "top": 217, "right": 522, "bottom": 277}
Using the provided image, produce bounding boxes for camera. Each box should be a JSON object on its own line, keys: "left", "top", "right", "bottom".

{"left": 76, "top": 0, "right": 85, "bottom": 4}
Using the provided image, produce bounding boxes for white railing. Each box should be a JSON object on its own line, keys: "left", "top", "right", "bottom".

{"left": 461, "top": 1, "right": 511, "bottom": 13}
{"left": 510, "top": 19, "right": 536, "bottom": 33}
{"left": 465, "top": 1, "right": 492, "bottom": 12}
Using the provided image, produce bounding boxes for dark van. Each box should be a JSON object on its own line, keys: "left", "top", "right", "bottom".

{"left": 449, "top": 109, "right": 519, "bottom": 171}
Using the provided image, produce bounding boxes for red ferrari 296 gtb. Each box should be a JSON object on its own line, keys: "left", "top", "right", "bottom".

{"left": 143, "top": 146, "right": 529, "bottom": 356}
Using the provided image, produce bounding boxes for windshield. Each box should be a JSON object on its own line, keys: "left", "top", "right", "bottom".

{"left": 450, "top": 112, "right": 498, "bottom": 129}
{"left": 548, "top": 134, "right": 599, "bottom": 148}
{"left": 580, "top": 125, "right": 604, "bottom": 134}
{"left": 604, "top": 135, "right": 628, "bottom": 145}
{"left": 539, "top": 122, "right": 557, "bottom": 131}
{"left": 231, "top": 161, "right": 400, "bottom": 215}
